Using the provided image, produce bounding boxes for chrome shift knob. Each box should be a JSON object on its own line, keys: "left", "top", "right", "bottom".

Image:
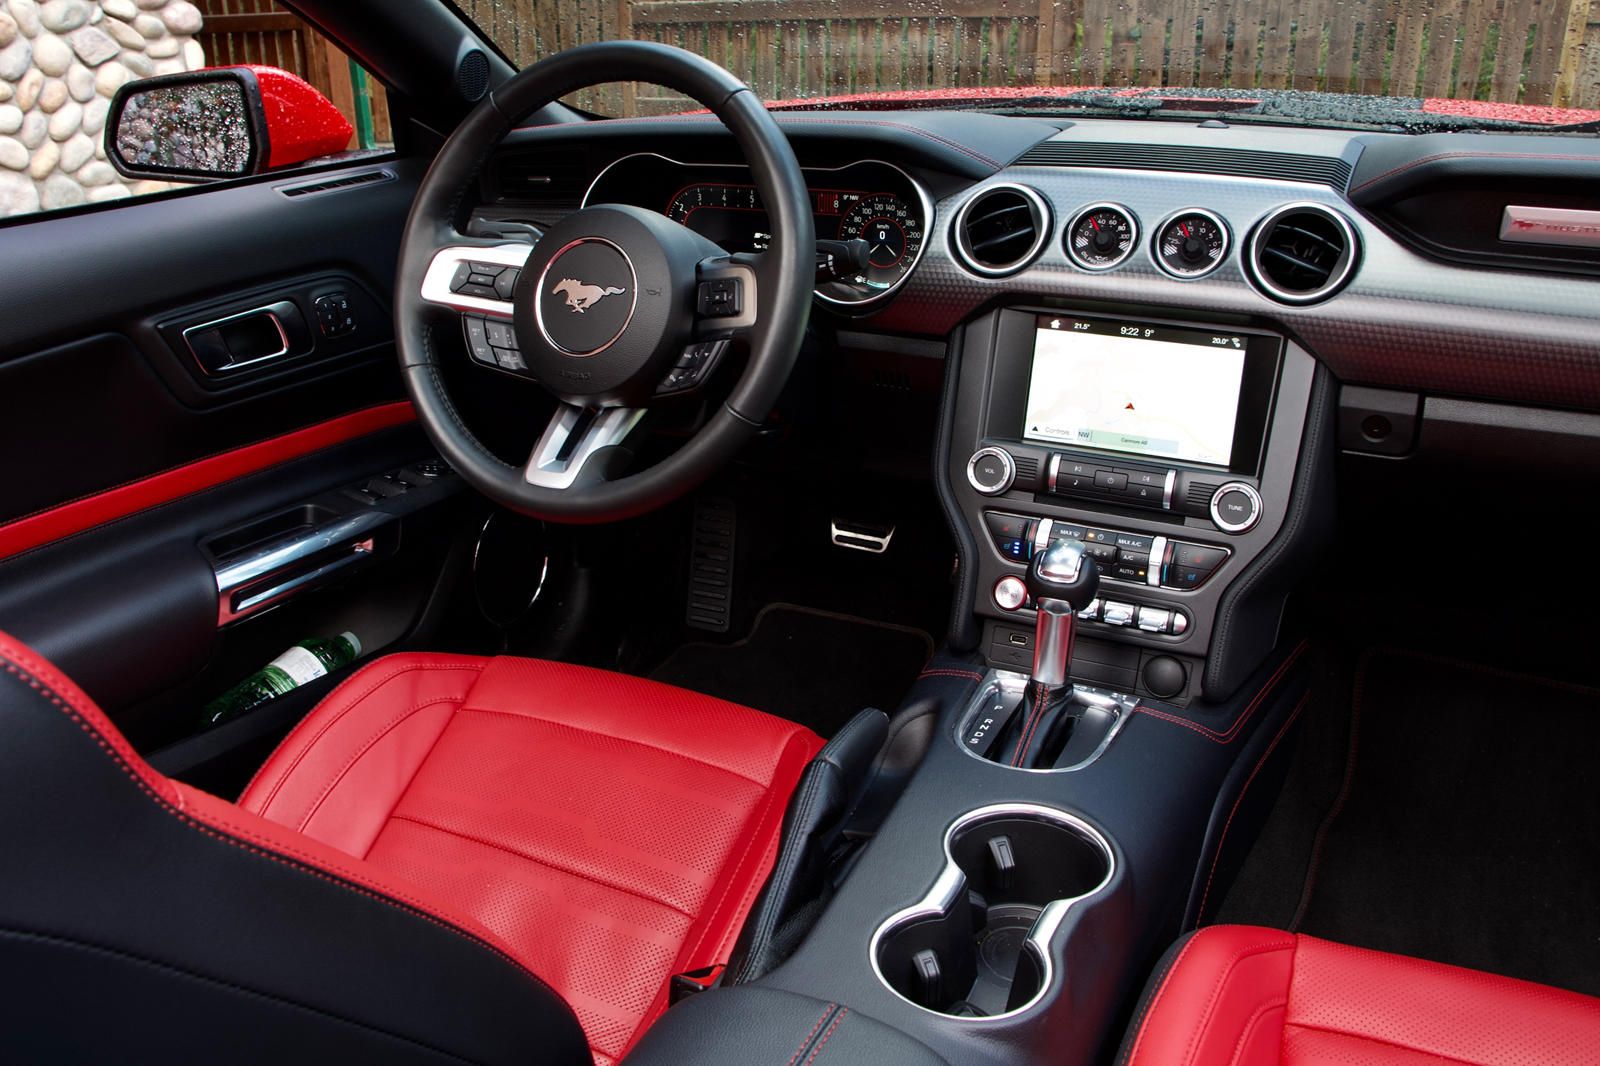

{"left": 1026, "top": 540, "right": 1100, "bottom": 690}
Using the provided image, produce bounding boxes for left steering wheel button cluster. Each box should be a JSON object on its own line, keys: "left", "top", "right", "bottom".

{"left": 657, "top": 340, "right": 727, "bottom": 395}
{"left": 451, "top": 260, "right": 521, "bottom": 301}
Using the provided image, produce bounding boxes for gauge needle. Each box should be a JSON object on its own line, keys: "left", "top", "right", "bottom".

{"left": 1091, "top": 217, "right": 1101, "bottom": 232}
{"left": 1181, "top": 222, "right": 1191, "bottom": 238}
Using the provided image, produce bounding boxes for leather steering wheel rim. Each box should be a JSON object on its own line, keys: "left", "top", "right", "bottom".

{"left": 394, "top": 42, "right": 814, "bottom": 523}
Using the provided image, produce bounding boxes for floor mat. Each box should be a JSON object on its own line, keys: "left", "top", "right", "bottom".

{"left": 1288, "top": 649, "right": 1600, "bottom": 994}
{"left": 648, "top": 604, "right": 934, "bottom": 738}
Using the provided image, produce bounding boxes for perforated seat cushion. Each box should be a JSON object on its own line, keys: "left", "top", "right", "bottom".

{"left": 239, "top": 654, "right": 823, "bottom": 1065}
{"left": 1119, "top": 925, "right": 1600, "bottom": 1066}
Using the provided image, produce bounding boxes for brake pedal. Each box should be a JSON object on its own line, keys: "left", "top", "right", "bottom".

{"left": 830, "top": 516, "right": 895, "bottom": 554}
{"left": 686, "top": 497, "right": 736, "bottom": 632}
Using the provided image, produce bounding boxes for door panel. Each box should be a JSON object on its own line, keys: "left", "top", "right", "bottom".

{"left": 0, "top": 157, "right": 456, "bottom": 754}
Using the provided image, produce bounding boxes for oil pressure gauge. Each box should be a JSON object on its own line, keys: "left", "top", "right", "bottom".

{"left": 1065, "top": 203, "right": 1138, "bottom": 270}
{"left": 1155, "top": 210, "right": 1230, "bottom": 278}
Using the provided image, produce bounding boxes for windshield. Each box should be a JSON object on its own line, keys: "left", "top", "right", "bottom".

{"left": 458, "top": 0, "right": 1600, "bottom": 132}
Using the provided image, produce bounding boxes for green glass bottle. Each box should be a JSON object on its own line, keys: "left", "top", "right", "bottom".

{"left": 200, "top": 632, "right": 362, "bottom": 729}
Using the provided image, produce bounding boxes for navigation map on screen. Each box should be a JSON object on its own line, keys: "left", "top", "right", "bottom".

{"left": 1023, "top": 319, "right": 1247, "bottom": 467}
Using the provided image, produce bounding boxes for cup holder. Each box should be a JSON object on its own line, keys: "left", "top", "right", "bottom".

{"left": 870, "top": 804, "right": 1113, "bottom": 1019}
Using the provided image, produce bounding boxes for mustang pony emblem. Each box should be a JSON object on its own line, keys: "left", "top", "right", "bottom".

{"left": 551, "top": 278, "right": 626, "bottom": 314}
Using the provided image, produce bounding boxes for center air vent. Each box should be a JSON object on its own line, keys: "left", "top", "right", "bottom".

{"left": 952, "top": 184, "right": 1051, "bottom": 277}
{"left": 1246, "top": 203, "right": 1359, "bottom": 304}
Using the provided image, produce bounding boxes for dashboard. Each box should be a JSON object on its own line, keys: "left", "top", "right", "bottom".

{"left": 584, "top": 154, "right": 931, "bottom": 306}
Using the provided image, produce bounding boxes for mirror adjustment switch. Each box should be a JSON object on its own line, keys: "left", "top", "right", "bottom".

{"left": 314, "top": 292, "right": 356, "bottom": 337}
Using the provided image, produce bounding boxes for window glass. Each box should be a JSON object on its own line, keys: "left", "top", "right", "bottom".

{"left": 458, "top": 0, "right": 1600, "bottom": 131}
{"left": 0, "top": 0, "right": 390, "bottom": 221}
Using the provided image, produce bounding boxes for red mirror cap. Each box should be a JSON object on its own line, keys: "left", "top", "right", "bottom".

{"left": 237, "top": 65, "right": 356, "bottom": 169}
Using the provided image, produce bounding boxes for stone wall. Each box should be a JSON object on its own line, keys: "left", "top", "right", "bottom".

{"left": 0, "top": 0, "right": 205, "bottom": 217}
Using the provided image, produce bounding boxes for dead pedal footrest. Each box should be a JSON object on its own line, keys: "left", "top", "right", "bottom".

{"left": 686, "top": 497, "right": 736, "bottom": 632}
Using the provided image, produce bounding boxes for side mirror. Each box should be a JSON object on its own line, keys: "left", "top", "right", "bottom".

{"left": 107, "top": 66, "right": 356, "bottom": 184}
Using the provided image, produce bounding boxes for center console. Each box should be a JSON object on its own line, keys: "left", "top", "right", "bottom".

{"left": 948, "top": 307, "right": 1319, "bottom": 705}
{"left": 627, "top": 302, "right": 1332, "bottom": 1066}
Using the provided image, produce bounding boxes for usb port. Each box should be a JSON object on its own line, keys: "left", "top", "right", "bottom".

{"left": 1009, "top": 633, "right": 1029, "bottom": 647}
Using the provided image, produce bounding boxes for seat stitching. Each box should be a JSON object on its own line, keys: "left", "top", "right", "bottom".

{"left": 386, "top": 813, "right": 697, "bottom": 919}
{"left": 1226, "top": 996, "right": 1288, "bottom": 1066}
{"left": 1197, "top": 695, "right": 1309, "bottom": 919}
{"left": 0, "top": 657, "right": 564, "bottom": 999}
{"left": 672, "top": 773, "right": 785, "bottom": 971}
{"left": 804, "top": 1007, "right": 849, "bottom": 1064}
{"left": 785, "top": 1004, "right": 836, "bottom": 1066}
{"left": 247, "top": 661, "right": 486, "bottom": 812}
{"left": 292, "top": 695, "right": 466, "bottom": 834}
{"left": 458, "top": 704, "right": 780, "bottom": 788}
{"left": 1180, "top": 939, "right": 1300, "bottom": 1066}
{"left": 1280, "top": 1021, "right": 1489, "bottom": 1065}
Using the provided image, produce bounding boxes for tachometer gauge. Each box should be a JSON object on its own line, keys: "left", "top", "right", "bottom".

{"left": 1155, "top": 210, "right": 1230, "bottom": 278}
{"left": 836, "top": 193, "right": 924, "bottom": 291}
{"left": 1066, "top": 203, "right": 1138, "bottom": 270}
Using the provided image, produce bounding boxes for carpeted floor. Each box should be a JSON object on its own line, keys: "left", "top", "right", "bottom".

{"left": 1221, "top": 647, "right": 1600, "bottom": 995}
{"left": 648, "top": 603, "right": 934, "bottom": 738}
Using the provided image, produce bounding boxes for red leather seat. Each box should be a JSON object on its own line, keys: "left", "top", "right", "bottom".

{"left": 1120, "top": 925, "right": 1600, "bottom": 1066}
{"left": 235, "top": 653, "right": 822, "bottom": 1064}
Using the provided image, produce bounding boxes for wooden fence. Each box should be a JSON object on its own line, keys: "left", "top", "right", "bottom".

{"left": 461, "top": 0, "right": 1600, "bottom": 113}
{"left": 192, "top": 1, "right": 392, "bottom": 146}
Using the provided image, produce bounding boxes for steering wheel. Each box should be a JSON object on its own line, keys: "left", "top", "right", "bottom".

{"left": 395, "top": 42, "right": 814, "bottom": 523}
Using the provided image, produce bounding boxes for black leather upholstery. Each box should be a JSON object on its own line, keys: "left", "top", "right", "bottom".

{"left": 626, "top": 986, "right": 950, "bottom": 1065}
{"left": 0, "top": 637, "right": 589, "bottom": 1065}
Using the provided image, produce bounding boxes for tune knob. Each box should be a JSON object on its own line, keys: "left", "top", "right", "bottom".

{"left": 1209, "top": 481, "right": 1262, "bottom": 534}
{"left": 966, "top": 447, "right": 1016, "bottom": 496}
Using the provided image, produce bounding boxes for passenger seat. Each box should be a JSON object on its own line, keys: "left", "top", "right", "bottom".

{"left": 1118, "top": 925, "right": 1600, "bottom": 1065}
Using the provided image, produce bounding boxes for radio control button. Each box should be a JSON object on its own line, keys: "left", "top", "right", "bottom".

{"left": 1101, "top": 601, "right": 1135, "bottom": 626}
{"left": 1094, "top": 470, "right": 1128, "bottom": 490}
{"left": 967, "top": 448, "right": 1016, "bottom": 496}
{"left": 1210, "top": 482, "right": 1262, "bottom": 534}
{"left": 994, "top": 576, "right": 1029, "bottom": 611}
{"left": 1128, "top": 470, "right": 1164, "bottom": 488}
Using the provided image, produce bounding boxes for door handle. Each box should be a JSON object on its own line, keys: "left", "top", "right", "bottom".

{"left": 183, "top": 300, "right": 297, "bottom": 375}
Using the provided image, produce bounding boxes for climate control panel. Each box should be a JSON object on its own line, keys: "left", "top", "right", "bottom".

{"left": 983, "top": 511, "right": 1231, "bottom": 592}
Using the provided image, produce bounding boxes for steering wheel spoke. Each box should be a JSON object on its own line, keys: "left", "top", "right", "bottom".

{"left": 693, "top": 253, "right": 760, "bottom": 339}
{"left": 419, "top": 242, "right": 533, "bottom": 319}
{"left": 523, "top": 403, "right": 646, "bottom": 490}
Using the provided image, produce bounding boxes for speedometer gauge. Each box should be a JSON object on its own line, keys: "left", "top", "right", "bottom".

{"left": 1066, "top": 203, "right": 1138, "bottom": 270}
{"left": 837, "top": 193, "right": 924, "bottom": 291}
{"left": 1155, "top": 210, "right": 1230, "bottom": 278}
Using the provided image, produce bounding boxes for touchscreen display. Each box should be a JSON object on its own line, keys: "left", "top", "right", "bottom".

{"left": 1023, "top": 316, "right": 1249, "bottom": 467}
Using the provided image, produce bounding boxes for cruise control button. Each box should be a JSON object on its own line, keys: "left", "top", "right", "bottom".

{"left": 463, "top": 317, "right": 496, "bottom": 365}
{"left": 493, "top": 346, "right": 526, "bottom": 370}
{"left": 484, "top": 320, "right": 515, "bottom": 348}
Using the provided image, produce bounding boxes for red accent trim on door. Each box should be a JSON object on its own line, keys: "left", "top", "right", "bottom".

{"left": 0, "top": 402, "right": 416, "bottom": 564}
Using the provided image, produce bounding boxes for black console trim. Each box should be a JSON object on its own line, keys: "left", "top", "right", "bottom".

{"left": 936, "top": 323, "right": 983, "bottom": 653}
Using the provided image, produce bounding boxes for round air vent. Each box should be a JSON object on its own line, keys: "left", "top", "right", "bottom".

{"left": 952, "top": 184, "right": 1052, "bottom": 277}
{"left": 1246, "top": 203, "right": 1359, "bottom": 303}
{"left": 456, "top": 47, "right": 491, "bottom": 103}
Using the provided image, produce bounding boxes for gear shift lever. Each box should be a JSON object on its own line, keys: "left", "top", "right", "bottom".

{"left": 1004, "top": 539, "right": 1100, "bottom": 768}
{"left": 1027, "top": 539, "right": 1100, "bottom": 689}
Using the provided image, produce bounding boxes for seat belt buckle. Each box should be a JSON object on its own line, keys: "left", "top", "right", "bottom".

{"left": 669, "top": 963, "right": 725, "bottom": 1005}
